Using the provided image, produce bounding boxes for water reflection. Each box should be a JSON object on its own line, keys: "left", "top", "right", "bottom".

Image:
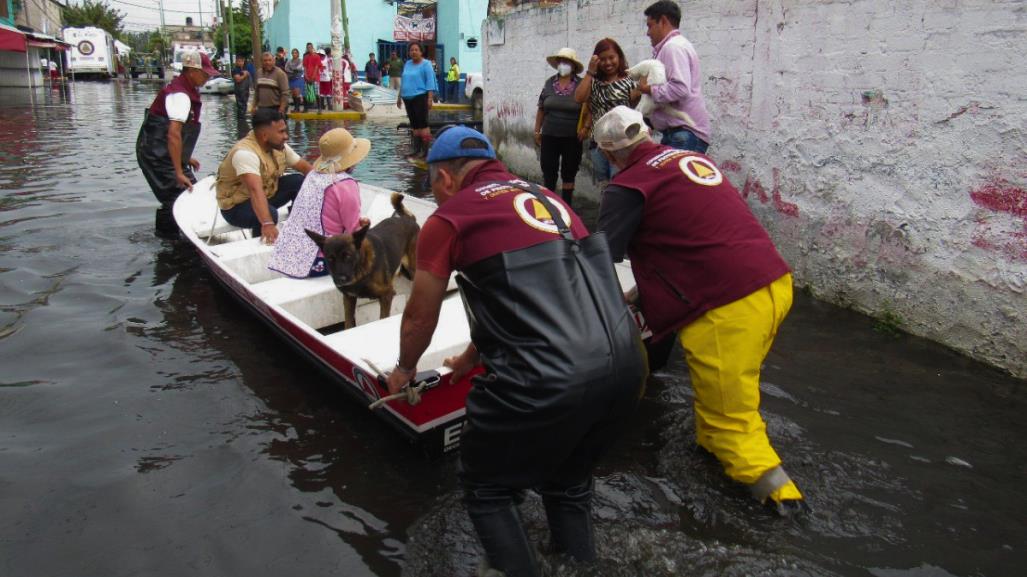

{"left": 0, "top": 80, "right": 1024, "bottom": 577}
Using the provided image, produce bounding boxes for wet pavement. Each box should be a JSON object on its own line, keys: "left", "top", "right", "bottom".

{"left": 0, "top": 81, "right": 1025, "bottom": 577}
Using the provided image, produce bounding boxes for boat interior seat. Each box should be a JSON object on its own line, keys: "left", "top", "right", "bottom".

{"left": 323, "top": 295, "right": 471, "bottom": 376}
{"left": 212, "top": 238, "right": 281, "bottom": 284}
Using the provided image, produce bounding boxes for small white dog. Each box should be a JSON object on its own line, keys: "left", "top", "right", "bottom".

{"left": 625, "top": 58, "right": 696, "bottom": 127}
{"left": 625, "top": 59, "right": 666, "bottom": 117}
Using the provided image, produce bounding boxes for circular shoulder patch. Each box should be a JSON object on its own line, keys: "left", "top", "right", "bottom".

{"left": 679, "top": 155, "right": 723, "bottom": 186}
{"left": 512, "top": 192, "right": 572, "bottom": 234}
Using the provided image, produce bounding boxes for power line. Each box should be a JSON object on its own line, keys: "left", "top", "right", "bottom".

{"left": 107, "top": 0, "right": 215, "bottom": 14}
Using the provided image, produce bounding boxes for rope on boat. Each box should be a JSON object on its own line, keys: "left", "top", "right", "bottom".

{"left": 364, "top": 358, "right": 424, "bottom": 410}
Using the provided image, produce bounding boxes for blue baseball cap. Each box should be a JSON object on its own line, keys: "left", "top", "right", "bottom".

{"left": 426, "top": 125, "right": 496, "bottom": 163}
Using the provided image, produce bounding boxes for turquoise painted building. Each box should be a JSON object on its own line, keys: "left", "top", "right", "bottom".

{"left": 264, "top": 0, "right": 397, "bottom": 67}
{"left": 265, "top": 0, "right": 487, "bottom": 85}
{"left": 435, "top": 0, "right": 487, "bottom": 75}
{"left": 1, "top": 0, "right": 15, "bottom": 26}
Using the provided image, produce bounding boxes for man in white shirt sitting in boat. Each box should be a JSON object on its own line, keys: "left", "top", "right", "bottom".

{"left": 214, "top": 109, "right": 313, "bottom": 244}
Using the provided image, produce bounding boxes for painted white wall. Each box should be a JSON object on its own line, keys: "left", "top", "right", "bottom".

{"left": 483, "top": 0, "right": 1027, "bottom": 378}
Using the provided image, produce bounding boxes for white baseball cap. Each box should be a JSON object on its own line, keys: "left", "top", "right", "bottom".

{"left": 593, "top": 106, "right": 650, "bottom": 151}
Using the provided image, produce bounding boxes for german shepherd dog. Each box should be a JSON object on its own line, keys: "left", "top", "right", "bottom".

{"left": 306, "top": 193, "right": 420, "bottom": 329}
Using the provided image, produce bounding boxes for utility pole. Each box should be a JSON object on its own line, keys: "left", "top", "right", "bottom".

{"left": 340, "top": 0, "right": 350, "bottom": 53}
{"left": 222, "top": 0, "right": 232, "bottom": 62}
{"left": 330, "top": 0, "right": 345, "bottom": 110}
{"left": 198, "top": 0, "right": 204, "bottom": 29}
{"left": 158, "top": 0, "right": 168, "bottom": 64}
{"left": 248, "top": 0, "right": 261, "bottom": 62}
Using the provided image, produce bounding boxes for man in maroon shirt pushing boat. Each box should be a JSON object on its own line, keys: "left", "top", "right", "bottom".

{"left": 595, "top": 105, "right": 806, "bottom": 516}
{"left": 386, "top": 126, "right": 647, "bottom": 577}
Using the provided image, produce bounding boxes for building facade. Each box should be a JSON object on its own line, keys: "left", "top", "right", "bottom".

{"left": 0, "top": 0, "right": 67, "bottom": 88}
{"left": 264, "top": 0, "right": 486, "bottom": 88}
{"left": 435, "top": 0, "right": 486, "bottom": 75}
{"left": 15, "top": 0, "right": 64, "bottom": 36}
{"left": 264, "top": 0, "right": 397, "bottom": 68}
{"left": 482, "top": 0, "right": 1027, "bottom": 378}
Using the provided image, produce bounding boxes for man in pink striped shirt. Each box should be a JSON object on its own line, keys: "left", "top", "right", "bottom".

{"left": 639, "top": 1, "right": 711, "bottom": 153}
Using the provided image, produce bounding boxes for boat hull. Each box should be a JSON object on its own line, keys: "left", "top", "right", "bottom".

{"left": 173, "top": 177, "right": 475, "bottom": 456}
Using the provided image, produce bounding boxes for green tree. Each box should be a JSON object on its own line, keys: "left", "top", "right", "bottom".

{"left": 214, "top": 4, "right": 255, "bottom": 58}
{"left": 62, "top": 0, "right": 125, "bottom": 39}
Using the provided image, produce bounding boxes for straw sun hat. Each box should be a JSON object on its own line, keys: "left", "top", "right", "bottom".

{"left": 314, "top": 128, "right": 371, "bottom": 173}
{"left": 546, "top": 47, "right": 584, "bottom": 75}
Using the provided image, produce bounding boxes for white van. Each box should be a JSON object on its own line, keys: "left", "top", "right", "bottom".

{"left": 65, "top": 27, "right": 117, "bottom": 78}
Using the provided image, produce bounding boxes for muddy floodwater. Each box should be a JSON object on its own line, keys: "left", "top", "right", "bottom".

{"left": 1, "top": 82, "right": 1024, "bottom": 577}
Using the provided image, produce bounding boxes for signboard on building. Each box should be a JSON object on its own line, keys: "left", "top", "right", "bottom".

{"left": 394, "top": 14, "right": 435, "bottom": 41}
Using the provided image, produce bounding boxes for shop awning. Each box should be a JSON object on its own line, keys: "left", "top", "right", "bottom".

{"left": 26, "top": 32, "right": 70, "bottom": 50}
{"left": 0, "top": 23, "right": 27, "bottom": 53}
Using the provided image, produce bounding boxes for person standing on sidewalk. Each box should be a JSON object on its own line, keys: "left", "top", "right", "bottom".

{"left": 365, "top": 53, "right": 381, "bottom": 86}
{"left": 640, "top": 0, "right": 711, "bottom": 153}
{"left": 387, "top": 50, "right": 404, "bottom": 92}
{"left": 534, "top": 47, "right": 587, "bottom": 205}
{"left": 445, "top": 57, "right": 460, "bottom": 103}
{"left": 302, "top": 43, "right": 323, "bottom": 112}
{"left": 135, "top": 51, "right": 218, "bottom": 236}
{"left": 254, "top": 52, "right": 290, "bottom": 115}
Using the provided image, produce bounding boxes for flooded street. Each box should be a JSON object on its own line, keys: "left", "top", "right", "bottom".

{"left": 1, "top": 81, "right": 1024, "bottom": 577}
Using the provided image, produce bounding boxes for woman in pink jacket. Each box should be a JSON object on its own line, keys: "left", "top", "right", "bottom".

{"left": 268, "top": 128, "right": 371, "bottom": 277}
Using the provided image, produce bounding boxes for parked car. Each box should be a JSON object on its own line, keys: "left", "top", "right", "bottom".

{"left": 464, "top": 72, "right": 483, "bottom": 112}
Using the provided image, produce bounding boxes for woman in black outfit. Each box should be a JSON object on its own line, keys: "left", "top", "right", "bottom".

{"left": 534, "top": 47, "right": 587, "bottom": 205}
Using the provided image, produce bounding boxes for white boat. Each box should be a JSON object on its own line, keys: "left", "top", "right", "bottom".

{"left": 173, "top": 176, "right": 641, "bottom": 454}
{"left": 173, "top": 176, "right": 477, "bottom": 455}
{"left": 199, "top": 77, "right": 234, "bottom": 95}
{"left": 348, "top": 81, "right": 406, "bottom": 118}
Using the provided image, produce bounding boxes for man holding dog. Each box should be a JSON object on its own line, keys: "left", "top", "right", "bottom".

{"left": 640, "top": 0, "right": 711, "bottom": 153}
{"left": 386, "top": 126, "right": 647, "bottom": 577}
{"left": 594, "top": 105, "right": 805, "bottom": 516}
{"left": 215, "top": 109, "right": 313, "bottom": 244}
{"left": 135, "top": 51, "right": 219, "bottom": 236}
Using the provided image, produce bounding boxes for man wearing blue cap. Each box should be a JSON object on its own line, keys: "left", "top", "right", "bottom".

{"left": 386, "top": 126, "right": 647, "bottom": 577}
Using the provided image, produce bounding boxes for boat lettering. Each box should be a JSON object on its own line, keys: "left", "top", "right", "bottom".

{"left": 442, "top": 422, "right": 462, "bottom": 451}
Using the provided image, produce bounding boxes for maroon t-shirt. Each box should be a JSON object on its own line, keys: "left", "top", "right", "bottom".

{"left": 418, "top": 160, "right": 589, "bottom": 279}
{"left": 610, "top": 141, "right": 791, "bottom": 339}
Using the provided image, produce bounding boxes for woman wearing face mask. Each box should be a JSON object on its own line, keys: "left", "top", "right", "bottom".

{"left": 534, "top": 47, "right": 587, "bottom": 204}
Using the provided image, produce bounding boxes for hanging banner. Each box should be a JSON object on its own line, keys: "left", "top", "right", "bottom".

{"left": 394, "top": 15, "right": 436, "bottom": 42}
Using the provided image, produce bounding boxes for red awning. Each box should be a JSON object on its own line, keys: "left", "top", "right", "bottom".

{"left": 0, "top": 25, "right": 27, "bottom": 53}
{"left": 27, "top": 32, "right": 70, "bottom": 51}
{"left": 27, "top": 40, "right": 64, "bottom": 50}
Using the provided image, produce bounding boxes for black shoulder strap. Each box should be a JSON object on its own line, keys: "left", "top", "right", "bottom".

{"left": 506, "top": 180, "right": 574, "bottom": 241}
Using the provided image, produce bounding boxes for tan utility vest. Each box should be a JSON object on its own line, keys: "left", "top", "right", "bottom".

{"left": 215, "top": 131, "right": 287, "bottom": 210}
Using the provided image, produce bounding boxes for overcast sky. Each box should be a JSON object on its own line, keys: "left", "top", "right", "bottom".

{"left": 86, "top": 0, "right": 273, "bottom": 33}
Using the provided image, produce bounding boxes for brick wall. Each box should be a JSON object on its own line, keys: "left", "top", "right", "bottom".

{"left": 482, "top": 0, "right": 1027, "bottom": 378}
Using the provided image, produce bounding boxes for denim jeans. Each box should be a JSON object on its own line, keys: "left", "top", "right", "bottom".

{"left": 660, "top": 128, "right": 709, "bottom": 154}
{"left": 589, "top": 143, "right": 618, "bottom": 183}
{"left": 220, "top": 173, "right": 304, "bottom": 235}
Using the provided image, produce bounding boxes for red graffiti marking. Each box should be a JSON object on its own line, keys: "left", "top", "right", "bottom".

{"left": 970, "top": 178, "right": 1027, "bottom": 219}
{"left": 741, "top": 168, "right": 799, "bottom": 217}
{"left": 720, "top": 160, "right": 742, "bottom": 172}
{"left": 968, "top": 177, "right": 1027, "bottom": 262}
{"left": 771, "top": 168, "right": 799, "bottom": 217}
